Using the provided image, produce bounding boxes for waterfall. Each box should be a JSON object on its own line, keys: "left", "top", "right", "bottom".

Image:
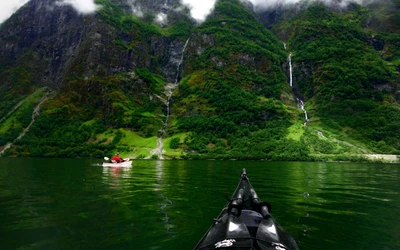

{"left": 284, "top": 44, "right": 310, "bottom": 126}
{"left": 297, "top": 98, "right": 309, "bottom": 126}
{"left": 164, "top": 38, "right": 189, "bottom": 134}
{"left": 151, "top": 38, "right": 190, "bottom": 159}
{"left": 315, "top": 130, "right": 326, "bottom": 138}
{"left": 283, "top": 42, "right": 292, "bottom": 87}
{"left": 288, "top": 52, "right": 293, "bottom": 87}
{"left": 174, "top": 38, "right": 190, "bottom": 84}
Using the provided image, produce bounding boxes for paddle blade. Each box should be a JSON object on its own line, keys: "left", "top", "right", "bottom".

{"left": 104, "top": 157, "right": 109, "bottom": 161}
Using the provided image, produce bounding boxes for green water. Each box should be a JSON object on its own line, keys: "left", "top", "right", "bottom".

{"left": 0, "top": 158, "right": 399, "bottom": 249}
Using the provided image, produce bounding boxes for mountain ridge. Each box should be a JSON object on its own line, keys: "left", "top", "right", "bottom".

{"left": 0, "top": 0, "right": 399, "bottom": 161}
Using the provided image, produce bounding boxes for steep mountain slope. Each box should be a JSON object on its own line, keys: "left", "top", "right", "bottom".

{"left": 170, "top": 0, "right": 294, "bottom": 160}
{"left": 269, "top": 2, "right": 400, "bottom": 154}
{"left": 0, "top": 0, "right": 399, "bottom": 160}
{"left": 0, "top": 0, "right": 194, "bottom": 157}
{"left": 364, "top": 0, "right": 400, "bottom": 33}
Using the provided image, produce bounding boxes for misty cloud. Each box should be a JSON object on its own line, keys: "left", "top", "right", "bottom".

{"left": 155, "top": 12, "right": 168, "bottom": 25}
{"left": 248, "top": 0, "right": 375, "bottom": 10}
{"left": 180, "top": 0, "right": 375, "bottom": 22}
{"left": 126, "top": 0, "right": 144, "bottom": 17}
{"left": 181, "top": 0, "right": 216, "bottom": 23}
{"left": 56, "top": 0, "right": 101, "bottom": 14}
{"left": 0, "top": 0, "right": 378, "bottom": 26}
{"left": 0, "top": 0, "right": 30, "bottom": 24}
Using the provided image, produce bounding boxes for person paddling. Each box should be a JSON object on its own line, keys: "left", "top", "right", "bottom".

{"left": 111, "top": 153, "right": 125, "bottom": 163}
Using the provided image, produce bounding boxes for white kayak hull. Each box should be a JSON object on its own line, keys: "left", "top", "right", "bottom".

{"left": 102, "top": 161, "right": 132, "bottom": 167}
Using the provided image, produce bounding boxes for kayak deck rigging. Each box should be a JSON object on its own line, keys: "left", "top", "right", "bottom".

{"left": 194, "top": 169, "right": 299, "bottom": 250}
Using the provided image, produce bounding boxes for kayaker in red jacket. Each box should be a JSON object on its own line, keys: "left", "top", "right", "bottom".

{"left": 111, "top": 153, "right": 124, "bottom": 163}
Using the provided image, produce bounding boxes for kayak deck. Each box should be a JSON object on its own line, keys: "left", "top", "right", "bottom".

{"left": 194, "top": 169, "right": 299, "bottom": 250}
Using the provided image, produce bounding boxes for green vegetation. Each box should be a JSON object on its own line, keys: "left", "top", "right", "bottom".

{"left": 166, "top": 0, "right": 295, "bottom": 160}
{"left": 169, "top": 137, "right": 180, "bottom": 149}
{"left": 320, "top": 101, "right": 400, "bottom": 153}
{"left": 282, "top": 4, "right": 395, "bottom": 101}
{"left": 275, "top": 3, "right": 400, "bottom": 154}
{"left": 190, "top": 0, "right": 287, "bottom": 83}
{"left": 1, "top": 71, "right": 166, "bottom": 157}
{"left": 95, "top": 0, "right": 193, "bottom": 42}
{"left": 164, "top": 21, "right": 193, "bottom": 39}
{"left": 0, "top": 89, "right": 47, "bottom": 148}
{"left": 1, "top": 0, "right": 399, "bottom": 161}
{"left": 0, "top": 66, "right": 36, "bottom": 119}
{"left": 96, "top": 0, "right": 162, "bottom": 37}
{"left": 116, "top": 130, "right": 157, "bottom": 158}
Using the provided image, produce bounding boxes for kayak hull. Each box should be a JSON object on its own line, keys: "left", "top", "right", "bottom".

{"left": 102, "top": 161, "right": 132, "bottom": 167}
{"left": 194, "top": 169, "right": 299, "bottom": 250}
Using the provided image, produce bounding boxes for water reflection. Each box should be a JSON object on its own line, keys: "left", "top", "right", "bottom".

{"left": 155, "top": 160, "right": 174, "bottom": 232}
{"left": 102, "top": 165, "right": 133, "bottom": 179}
{"left": 282, "top": 162, "right": 400, "bottom": 249}
{"left": 0, "top": 159, "right": 399, "bottom": 250}
{"left": 101, "top": 165, "right": 133, "bottom": 191}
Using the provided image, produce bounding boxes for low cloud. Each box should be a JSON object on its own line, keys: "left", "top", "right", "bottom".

{"left": 0, "top": 0, "right": 378, "bottom": 25}
{"left": 126, "top": 0, "right": 144, "bottom": 17}
{"left": 56, "top": 0, "right": 101, "bottom": 14}
{"left": 181, "top": 0, "right": 216, "bottom": 23}
{"left": 179, "top": 0, "right": 376, "bottom": 22}
{"left": 0, "top": 0, "right": 30, "bottom": 24}
{"left": 248, "top": 0, "right": 376, "bottom": 10}
{"left": 155, "top": 12, "right": 168, "bottom": 25}
{"left": 1, "top": 0, "right": 100, "bottom": 24}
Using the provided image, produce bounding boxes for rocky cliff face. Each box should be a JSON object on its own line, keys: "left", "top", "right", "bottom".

{"left": 0, "top": 0, "right": 193, "bottom": 91}
{"left": 1, "top": 0, "right": 399, "bottom": 91}
{"left": 1, "top": 0, "right": 400, "bottom": 159}
{"left": 0, "top": 0, "right": 86, "bottom": 89}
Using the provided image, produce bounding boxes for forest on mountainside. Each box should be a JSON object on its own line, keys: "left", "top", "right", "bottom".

{"left": 274, "top": 3, "right": 400, "bottom": 154}
{"left": 0, "top": 0, "right": 399, "bottom": 161}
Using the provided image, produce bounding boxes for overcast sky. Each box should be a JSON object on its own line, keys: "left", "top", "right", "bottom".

{"left": 0, "top": 0, "right": 368, "bottom": 24}
{"left": 0, "top": 0, "right": 30, "bottom": 24}
{"left": 0, "top": 0, "right": 100, "bottom": 24}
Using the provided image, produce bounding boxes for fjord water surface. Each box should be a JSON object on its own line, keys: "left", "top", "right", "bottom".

{"left": 0, "top": 158, "right": 399, "bottom": 249}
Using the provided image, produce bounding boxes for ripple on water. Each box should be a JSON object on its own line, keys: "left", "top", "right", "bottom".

{"left": 0, "top": 159, "right": 399, "bottom": 250}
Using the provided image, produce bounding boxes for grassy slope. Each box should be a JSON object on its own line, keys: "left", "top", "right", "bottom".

{"left": 0, "top": 88, "right": 48, "bottom": 149}
{"left": 1, "top": 0, "right": 189, "bottom": 158}
{"left": 273, "top": 3, "right": 400, "bottom": 156}
{"left": 1, "top": 0, "right": 399, "bottom": 161}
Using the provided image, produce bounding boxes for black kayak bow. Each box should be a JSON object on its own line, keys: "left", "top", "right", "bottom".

{"left": 194, "top": 169, "right": 299, "bottom": 250}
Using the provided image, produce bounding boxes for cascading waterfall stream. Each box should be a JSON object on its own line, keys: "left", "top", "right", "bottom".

{"left": 174, "top": 38, "right": 190, "bottom": 84}
{"left": 164, "top": 38, "right": 190, "bottom": 135}
{"left": 286, "top": 45, "right": 309, "bottom": 126}
{"left": 288, "top": 52, "right": 293, "bottom": 87}
{"left": 151, "top": 38, "right": 190, "bottom": 159}
{"left": 297, "top": 98, "right": 309, "bottom": 126}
